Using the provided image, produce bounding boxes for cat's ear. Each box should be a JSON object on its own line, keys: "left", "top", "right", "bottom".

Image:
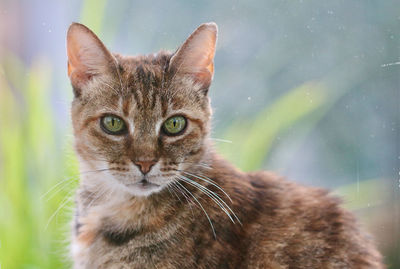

{"left": 169, "top": 22, "right": 217, "bottom": 92}
{"left": 66, "top": 23, "right": 115, "bottom": 93}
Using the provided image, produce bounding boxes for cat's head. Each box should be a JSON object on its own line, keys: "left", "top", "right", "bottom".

{"left": 67, "top": 22, "right": 217, "bottom": 197}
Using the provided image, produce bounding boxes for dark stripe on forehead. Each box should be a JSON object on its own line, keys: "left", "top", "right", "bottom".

{"left": 122, "top": 98, "right": 131, "bottom": 117}
{"left": 131, "top": 88, "right": 142, "bottom": 109}
{"left": 135, "top": 64, "right": 160, "bottom": 90}
{"left": 161, "top": 95, "right": 169, "bottom": 117}
{"left": 151, "top": 89, "right": 158, "bottom": 110}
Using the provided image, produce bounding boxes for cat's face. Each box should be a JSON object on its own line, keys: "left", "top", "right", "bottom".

{"left": 67, "top": 23, "right": 217, "bottom": 196}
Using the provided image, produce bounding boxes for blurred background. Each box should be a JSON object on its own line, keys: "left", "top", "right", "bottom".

{"left": 0, "top": 0, "right": 399, "bottom": 268}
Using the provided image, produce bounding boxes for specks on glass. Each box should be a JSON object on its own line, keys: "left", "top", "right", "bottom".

{"left": 306, "top": 90, "right": 313, "bottom": 103}
{"left": 42, "top": 21, "right": 51, "bottom": 33}
{"left": 381, "top": 61, "right": 400, "bottom": 68}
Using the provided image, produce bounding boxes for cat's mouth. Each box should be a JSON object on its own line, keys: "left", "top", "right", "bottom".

{"left": 135, "top": 179, "right": 160, "bottom": 189}
{"left": 123, "top": 177, "right": 163, "bottom": 196}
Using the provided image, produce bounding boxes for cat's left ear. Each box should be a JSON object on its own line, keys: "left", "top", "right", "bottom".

{"left": 169, "top": 22, "right": 217, "bottom": 93}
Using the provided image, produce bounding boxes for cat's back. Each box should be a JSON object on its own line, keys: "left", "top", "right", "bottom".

{"left": 238, "top": 170, "right": 384, "bottom": 268}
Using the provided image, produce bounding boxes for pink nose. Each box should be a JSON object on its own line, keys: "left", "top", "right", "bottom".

{"left": 134, "top": 160, "right": 157, "bottom": 174}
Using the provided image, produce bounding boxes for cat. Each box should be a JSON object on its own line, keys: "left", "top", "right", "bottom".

{"left": 66, "top": 22, "right": 384, "bottom": 268}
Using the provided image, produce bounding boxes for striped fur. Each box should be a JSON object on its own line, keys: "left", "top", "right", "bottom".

{"left": 67, "top": 23, "right": 384, "bottom": 268}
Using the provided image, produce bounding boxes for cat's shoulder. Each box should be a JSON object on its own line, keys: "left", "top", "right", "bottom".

{"left": 241, "top": 170, "right": 383, "bottom": 268}
{"left": 243, "top": 169, "right": 354, "bottom": 236}
{"left": 246, "top": 169, "right": 340, "bottom": 210}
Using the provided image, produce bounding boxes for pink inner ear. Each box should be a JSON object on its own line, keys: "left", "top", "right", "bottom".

{"left": 67, "top": 38, "right": 87, "bottom": 77}
{"left": 67, "top": 37, "right": 94, "bottom": 88}
{"left": 66, "top": 23, "right": 115, "bottom": 88}
{"left": 67, "top": 32, "right": 102, "bottom": 77}
{"left": 169, "top": 23, "right": 217, "bottom": 85}
{"left": 67, "top": 37, "right": 80, "bottom": 77}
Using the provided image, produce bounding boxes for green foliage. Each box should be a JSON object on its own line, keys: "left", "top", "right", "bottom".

{"left": 217, "top": 82, "right": 328, "bottom": 171}
{"left": 0, "top": 54, "right": 78, "bottom": 268}
{"left": 0, "top": 0, "right": 396, "bottom": 268}
{"left": 80, "top": 0, "right": 107, "bottom": 34}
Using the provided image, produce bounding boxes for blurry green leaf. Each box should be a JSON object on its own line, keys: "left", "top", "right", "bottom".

{"left": 80, "top": 0, "right": 108, "bottom": 34}
{"left": 218, "top": 82, "right": 327, "bottom": 171}
{"left": 333, "top": 178, "right": 387, "bottom": 211}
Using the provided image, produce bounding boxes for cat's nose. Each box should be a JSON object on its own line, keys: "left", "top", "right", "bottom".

{"left": 134, "top": 160, "right": 157, "bottom": 175}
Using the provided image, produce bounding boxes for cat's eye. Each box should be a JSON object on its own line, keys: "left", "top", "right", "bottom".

{"left": 100, "top": 115, "right": 126, "bottom": 135}
{"left": 162, "top": 116, "right": 186, "bottom": 136}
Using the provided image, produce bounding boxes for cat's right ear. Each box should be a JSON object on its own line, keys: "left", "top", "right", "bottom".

{"left": 169, "top": 22, "right": 217, "bottom": 93}
{"left": 66, "top": 23, "right": 115, "bottom": 96}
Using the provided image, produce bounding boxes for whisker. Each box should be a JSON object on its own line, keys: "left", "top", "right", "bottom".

{"left": 178, "top": 172, "right": 241, "bottom": 225}
{"left": 181, "top": 161, "right": 212, "bottom": 170}
{"left": 41, "top": 175, "right": 78, "bottom": 200}
{"left": 178, "top": 175, "right": 235, "bottom": 224}
{"left": 45, "top": 178, "right": 77, "bottom": 202}
{"left": 175, "top": 181, "right": 216, "bottom": 238}
{"left": 41, "top": 168, "right": 112, "bottom": 201}
{"left": 86, "top": 186, "right": 110, "bottom": 208}
{"left": 80, "top": 168, "right": 112, "bottom": 175}
{"left": 167, "top": 182, "right": 182, "bottom": 204}
{"left": 181, "top": 171, "right": 233, "bottom": 203}
{"left": 171, "top": 181, "right": 195, "bottom": 219}
{"left": 45, "top": 189, "right": 75, "bottom": 230}
{"left": 210, "top": 138, "right": 233, "bottom": 144}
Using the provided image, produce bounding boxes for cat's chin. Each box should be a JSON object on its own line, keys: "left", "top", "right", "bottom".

{"left": 124, "top": 180, "right": 164, "bottom": 197}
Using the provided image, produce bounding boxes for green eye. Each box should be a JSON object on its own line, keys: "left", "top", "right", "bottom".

{"left": 163, "top": 116, "right": 186, "bottom": 135}
{"left": 101, "top": 115, "right": 126, "bottom": 134}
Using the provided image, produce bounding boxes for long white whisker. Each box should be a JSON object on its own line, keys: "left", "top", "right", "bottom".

{"left": 41, "top": 175, "right": 77, "bottom": 200}
{"left": 45, "top": 189, "right": 75, "bottom": 230}
{"left": 181, "top": 171, "right": 233, "bottom": 203}
{"left": 172, "top": 182, "right": 195, "bottom": 219}
{"left": 175, "top": 181, "right": 216, "bottom": 238}
{"left": 167, "top": 182, "right": 183, "bottom": 204}
{"left": 45, "top": 178, "right": 76, "bottom": 202}
{"left": 42, "top": 168, "right": 111, "bottom": 201}
{"left": 178, "top": 175, "right": 235, "bottom": 224}
{"left": 181, "top": 162, "right": 212, "bottom": 170}
{"left": 210, "top": 138, "right": 233, "bottom": 144}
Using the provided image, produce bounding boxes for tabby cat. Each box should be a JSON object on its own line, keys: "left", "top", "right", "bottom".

{"left": 66, "top": 22, "right": 384, "bottom": 268}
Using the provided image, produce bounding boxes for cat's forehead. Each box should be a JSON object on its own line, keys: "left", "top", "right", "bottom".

{"left": 116, "top": 53, "right": 206, "bottom": 109}
{"left": 80, "top": 52, "right": 208, "bottom": 117}
{"left": 120, "top": 61, "right": 168, "bottom": 105}
{"left": 118, "top": 53, "right": 170, "bottom": 86}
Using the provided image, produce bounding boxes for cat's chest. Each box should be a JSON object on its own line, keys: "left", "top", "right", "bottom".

{"left": 72, "top": 211, "right": 238, "bottom": 269}
{"left": 74, "top": 225, "right": 198, "bottom": 269}
{"left": 72, "top": 203, "right": 195, "bottom": 268}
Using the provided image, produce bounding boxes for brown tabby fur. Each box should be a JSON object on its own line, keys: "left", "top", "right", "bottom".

{"left": 67, "top": 22, "right": 384, "bottom": 268}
